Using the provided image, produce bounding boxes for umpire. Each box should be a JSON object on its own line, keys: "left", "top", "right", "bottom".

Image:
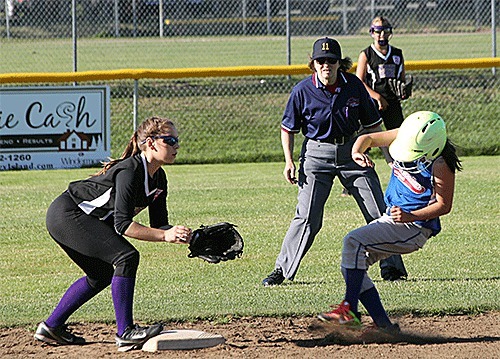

{"left": 263, "top": 37, "right": 398, "bottom": 286}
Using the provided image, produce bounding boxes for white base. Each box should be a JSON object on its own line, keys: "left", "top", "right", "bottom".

{"left": 141, "top": 329, "right": 226, "bottom": 352}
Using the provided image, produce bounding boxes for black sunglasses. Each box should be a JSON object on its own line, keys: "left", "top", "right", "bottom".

{"left": 371, "top": 26, "right": 393, "bottom": 34}
{"left": 153, "top": 135, "right": 179, "bottom": 146}
{"left": 315, "top": 58, "right": 338, "bottom": 65}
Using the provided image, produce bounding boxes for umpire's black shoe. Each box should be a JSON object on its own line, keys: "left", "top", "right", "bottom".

{"left": 115, "top": 323, "right": 163, "bottom": 347}
{"left": 381, "top": 267, "right": 407, "bottom": 281}
{"left": 262, "top": 268, "right": 285, "bottom": 286}
{"left": 34, "top": 322, "right": 86, "bottom": 345}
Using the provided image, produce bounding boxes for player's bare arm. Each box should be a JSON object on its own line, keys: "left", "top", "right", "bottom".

{"left": 124, "top": 222, "right": 191, "bottom": 244}
{"left": 352, "top": 129, "right": 398, "bottom": 166}
{"left": 356, "top": 52, "right": 388, "bottom": 111}
{"left": 281, "top": 129, "right": 297, "bottom": 184}
{"left": 355, "top": 52, "right": 377, "bottom": 99}
{"left": 360, "top": 125, "right": 395, "bottom": 163}
{"left": 401, "top": 65, "right": 406, "bottom": 83}
{"left": 391, "top": 158, "right": 455, "bottom": 222}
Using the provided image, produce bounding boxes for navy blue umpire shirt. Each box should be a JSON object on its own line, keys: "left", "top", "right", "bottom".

{"left": 281, "top": 71, "right": 382, "bottom": 140}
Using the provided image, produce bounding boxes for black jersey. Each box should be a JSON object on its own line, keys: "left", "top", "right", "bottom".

{"left": 362, "top": 44, "right": 405, "bottom": 101}
{"left": 67, "top": 153, "right": 168, "bottom": 235}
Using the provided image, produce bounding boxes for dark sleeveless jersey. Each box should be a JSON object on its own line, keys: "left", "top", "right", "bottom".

{"left": 362, "top": 44, "right": 405, "bottom": 101}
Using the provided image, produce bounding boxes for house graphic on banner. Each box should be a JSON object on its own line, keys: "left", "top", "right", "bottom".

{"left": 58, "top": 130, "right": 91, "bottom": 151}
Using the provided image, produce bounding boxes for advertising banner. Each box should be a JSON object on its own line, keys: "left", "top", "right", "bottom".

{"left": 0, "top": 86, "right": 110, "bottom": 171}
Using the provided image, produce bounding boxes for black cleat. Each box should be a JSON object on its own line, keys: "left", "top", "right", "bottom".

{"left": 262, "top": 268, "right": 285, "bottom": 286}
{"left": 34, "top": 322, "right": 86, "bottom": 345}
{"left": 115, "top": 323, "right": 163, "bottom": 348}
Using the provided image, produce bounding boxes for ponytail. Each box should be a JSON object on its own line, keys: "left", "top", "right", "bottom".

{"left": 120, "top": 131, "right": 142, "bottom": 159}
{"left": 440, "top": 139, "right": 462, "bottom": 173}
{"left": 93, "top": 131, "right": 142, "bottom": 176}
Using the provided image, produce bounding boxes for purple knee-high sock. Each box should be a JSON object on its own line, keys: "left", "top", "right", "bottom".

{"left": 344, "top": 268, "right": 366, "bottom": 314}
{"left": 359, "top": 286, "right": 392, "bottom": 327}
{"left": 45, "top": 276, "right": 99, "bottom": 328}
{"left": 111, "top": 276, "right": 135, "bottom": 336}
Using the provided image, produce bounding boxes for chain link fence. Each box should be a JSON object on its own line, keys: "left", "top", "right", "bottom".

{"left": 1, "top": 1, "right": 499, "bottom": 162}
{"left": 5, "top": 68, "right": 496, "bottom": 164}
{"left": 3, "top": 1, "right": 495, "bottom": 38}
{"left": 2, "top": 0, "right": 497, "bottom": 70}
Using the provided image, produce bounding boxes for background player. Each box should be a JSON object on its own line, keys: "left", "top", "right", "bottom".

{"left": 262, "top": 37, "right": 390, "bottom": 286}
{"left": 318, "top": 111, "right": 462, "bottom": 331}
{"left": 34, "top": 116, "right": 193, "bottom": 349}
{"left": 356, "top": 16, "right": 409, "bottom": 129}
{"left": 356, "top": 16, "right": 410, "bottom": 280}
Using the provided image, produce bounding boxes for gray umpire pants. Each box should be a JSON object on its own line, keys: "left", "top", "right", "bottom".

{"left": 275, "top": 138, "right": 387, "bottom": 280}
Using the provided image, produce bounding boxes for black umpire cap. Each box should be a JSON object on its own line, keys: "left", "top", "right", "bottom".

{"left": 311, "top": 37, "right": 342, "bottom": 61}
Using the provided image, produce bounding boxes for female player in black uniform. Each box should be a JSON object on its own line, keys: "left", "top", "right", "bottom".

{"left": 356, "top": 16, "right": 410, "bottom": 281}
{"left": 356, "top": 16, "right": 408, "bottom": 130}
{"left": 34, "top": 116, "right": 193, "bottom": 348}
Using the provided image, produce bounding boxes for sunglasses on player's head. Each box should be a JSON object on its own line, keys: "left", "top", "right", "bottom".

{"left": 315, "top": 58, "right": 338, "bottom": 65}
{"left": 142, "top": 135, "right": 179, "bottom": 146}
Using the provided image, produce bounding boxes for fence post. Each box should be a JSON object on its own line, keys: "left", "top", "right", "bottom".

{"left": 5, "top": 0, "right": 11, "bottom": 39}
{"left": 159, "top": 0, "right": 163, "bottom": 38}
{"left": 266, "top": 0, "right": 271, "bottom": 35}
{"left": 72, "top": 0, "right": 77, "bottom": 74}
{"left": 132, "top": 0, "right": 137, "bottom": 37}
{"left": 493, "top": 0, "right": 497, "bottom": 77}
{"left": 242, "top": 0, "right": 247, "bottom": 35}
{"left": 133, "top": 80, "right": 139, "bottom": 131}
{"left": 114, "top": 0, "right": 120, "bottom": 37}
{"left": 286, "top": 0, "right": 291, "bottom": 66}
{"left": 342, "top": 0, "right": 348, "bottom": 35}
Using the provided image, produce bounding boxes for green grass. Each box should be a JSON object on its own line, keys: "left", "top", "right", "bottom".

{"left": 0, "top": 157, "right": 499, "bottom": 327}
{"left": 1, "top": 32, "right": 496, "bottom": 73}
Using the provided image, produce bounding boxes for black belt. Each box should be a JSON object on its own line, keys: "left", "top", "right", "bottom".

{"left": 311, "top": 134, "right": 354, "bottom": 146}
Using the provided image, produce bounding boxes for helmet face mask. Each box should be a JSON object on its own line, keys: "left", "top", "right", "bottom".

{"left": 389, "top": 111, "right": 447, "bottom": 173}
{"left": 393, "top": 157, "right": 433, "bottom": 174}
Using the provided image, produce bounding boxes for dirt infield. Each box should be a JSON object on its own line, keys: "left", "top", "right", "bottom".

{"left": 2, "top": 312, "right": 499, "bottom": 358}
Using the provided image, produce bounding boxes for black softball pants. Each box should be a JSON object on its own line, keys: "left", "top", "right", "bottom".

{"left": 46, "top": 191, "right": 140, "bottom": 291}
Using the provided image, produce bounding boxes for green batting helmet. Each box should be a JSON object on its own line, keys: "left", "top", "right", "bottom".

{"left": 389, "top": 111, "right": 447, "bottom": 172}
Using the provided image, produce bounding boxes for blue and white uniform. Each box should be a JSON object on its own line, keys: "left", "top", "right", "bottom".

{"left": 341, "top": 160, "right": 439, "bottom": 293}
{"left": 385, "top": 163, "right": 440, "bottom": 236}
